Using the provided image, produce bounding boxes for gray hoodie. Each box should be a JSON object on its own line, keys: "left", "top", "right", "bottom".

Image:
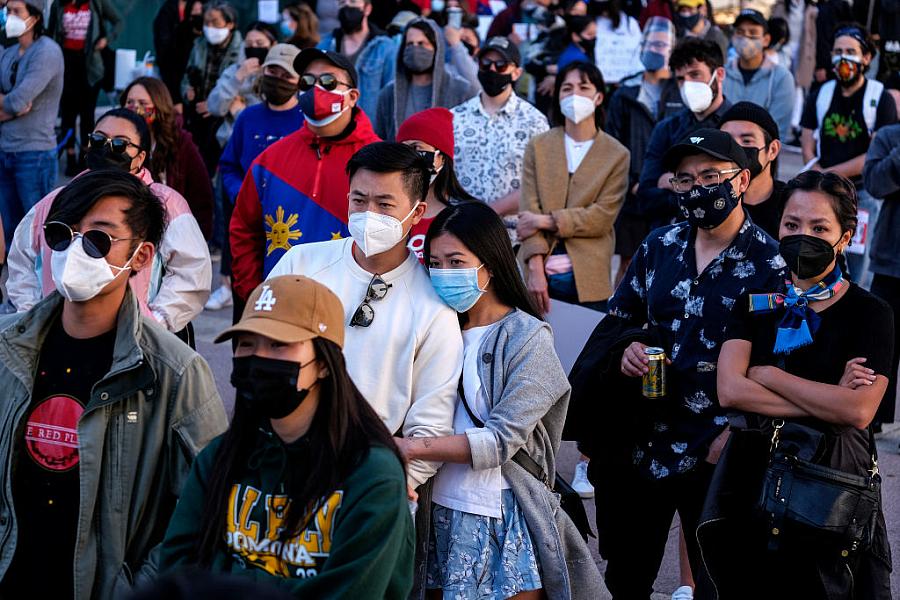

{"left": 723, "top": 57, "right": 796, "bottom": 140}
{"left": 374, "top": 19, "right": 479, "bottom": 140}
{"left": 864, "top": 123, "right": 900, "bottom": 279}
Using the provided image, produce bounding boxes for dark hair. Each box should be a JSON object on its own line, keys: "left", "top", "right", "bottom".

{"left": 204, "top": 0, "right": 237, "bottom": 23}
{"left": 590, "top": 0, "right": 621, "bottom": 29}
{"left": 347, "top": 142, "right": 431, "bottom": 205}
{"left": 767, "top": 16, "right": 789, "bottom": 47}
{"left": 120, "top": 77, "right": 180, "bottom": 182}
{"left": 196, "top": 338, "right": 403, "bottom": 565}
{"left": 565, "top": 14, "right": 594, "bottom": 38}
{"left": 245, "top": 20, "right": 278, "bottom": 43}
{"left": 432, "top": 155, "right": 478, "bottom": 205}
{"left": 406, "top": 19, "right": 438, "bottom": 48}
{"left": 832, "top": 21, "right": 878, "bottom": 56}
{"left": 783, "top": 170, "right": 858, "bottom": 237}
{"left": 761, "top": 129, "right": 779, "bottom": 180}
{"left": 424, "top": 202, "right": 541, "bottom": 320}
{"left": 47, "top": 169, "right": 167, "bottom": 250}
{"left": 25, "top": 3, "right": 45, "bottom": 37}
{"left": 669, "top": 38, "right": 724, "bottom": 72}
{"left": 95, "top": 107, "right": 153, "bottom": 159}
{"left": 552, "top": 61, "right": 606, "bottom": 128}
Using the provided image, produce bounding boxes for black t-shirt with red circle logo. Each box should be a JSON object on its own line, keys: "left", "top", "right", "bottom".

{"left": 1, "top": 318, "right": 115, "bottom": 596}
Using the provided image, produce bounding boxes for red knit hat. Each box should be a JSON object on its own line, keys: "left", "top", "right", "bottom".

{"left": 396, "top": 108, "right": 455, "bottom": 159}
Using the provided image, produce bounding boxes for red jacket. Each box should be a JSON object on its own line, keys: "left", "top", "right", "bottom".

{"left": 166, "top": 128, "right": 214, "bottom": 240}
{"left": 230, "top": 110, "right": 380, "bottom": 300}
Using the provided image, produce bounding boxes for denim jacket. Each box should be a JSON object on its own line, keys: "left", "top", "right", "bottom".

{"left": 317, "top": 29, "right": 397, "bottom": 118}
{"left": 0, "top": 290, "right": 227, "bottom": 599}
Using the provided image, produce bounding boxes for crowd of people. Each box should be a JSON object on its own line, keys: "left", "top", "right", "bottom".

{"left": 0, "top": 0, "right": 899, "bottom": 597}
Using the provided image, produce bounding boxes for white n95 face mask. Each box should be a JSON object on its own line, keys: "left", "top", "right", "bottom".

{"left": 560, "top": 94, "right": 597, "bottom": 124}
{"left": 5, "top": 14, "right": 29, "bottom": 38}
{"left": 203, "top": 25, "right": 230, "bottom": 45}
{"left": 680, "top": 72, "right": 716, "bottom": 113}
{"left": 51, "top": 237, "right": 139, "bottom": 302}
{"left": 348, "top": 203, "right": 419, "bottom": 257}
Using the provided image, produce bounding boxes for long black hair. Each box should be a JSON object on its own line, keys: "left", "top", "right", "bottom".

{"left": 432, "top": 155, "right": 477, "bottom": 205}
{"left": 195, "top": 338, "right": 404, "bottom": 565}
{"left": 424, "top": 202, "right": 542, "bottom": 320}
{"left": 552, "top": 61, "right": 606, "bottom": 129}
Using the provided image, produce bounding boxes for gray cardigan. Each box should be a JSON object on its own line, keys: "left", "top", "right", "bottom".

{"left": 428, "top": 309, "right": 603, "bottom": 599}
{"left": 864, "top": 123, "right": 900, "bottom": 279}
{"left": 0, "top": 37, "right": 64, "bottom": 153}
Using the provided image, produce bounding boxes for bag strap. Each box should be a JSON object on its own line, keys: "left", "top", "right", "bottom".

{"left": 458, "top": 376, "right": 553, "bottom": 490}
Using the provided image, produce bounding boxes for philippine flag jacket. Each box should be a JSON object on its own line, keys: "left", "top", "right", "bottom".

{"left": 230, "top": 109, "right": 380, "bottom": 300}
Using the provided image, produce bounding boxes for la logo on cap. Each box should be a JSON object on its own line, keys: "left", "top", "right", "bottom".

{"left": 690, "top": 137, "right": 704, "bottom": 144}
{"left": 255, "top": 285, "right": 277, "bottom": 312}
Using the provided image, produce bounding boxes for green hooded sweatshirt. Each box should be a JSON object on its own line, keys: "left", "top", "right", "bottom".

{"left": 159, "top": 425, "right": 414, "bottom": 598}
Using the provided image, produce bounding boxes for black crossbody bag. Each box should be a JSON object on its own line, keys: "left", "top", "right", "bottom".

{"left": 757, "top": 419, "right": 881, "bottom": 554}
{"left": 457, "top": 378, "right": 595, "bottom": 541}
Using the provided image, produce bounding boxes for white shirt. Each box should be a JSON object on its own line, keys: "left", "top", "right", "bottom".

{"left": 267, "top": 238, "right": 463, "bottom": 487}
{"left": 564, "top": 134, "right": 594, "bottom": 174}
{"left": 452, "top": 93, "right": 550, "bottom": 204}
{"left": 432, "top": 323, "right": 508, "bottom": 519}
{"left": 594, "top": 15, "right": 644, "bottom": 84}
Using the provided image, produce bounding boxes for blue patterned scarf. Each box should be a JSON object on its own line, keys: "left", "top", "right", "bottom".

{"left": 748, "top": 265, "right": 846, "bottom": 355}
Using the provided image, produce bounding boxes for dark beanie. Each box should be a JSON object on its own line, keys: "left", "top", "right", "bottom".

{"left": 719, "top": 101, "right": 780, "bottom": 141}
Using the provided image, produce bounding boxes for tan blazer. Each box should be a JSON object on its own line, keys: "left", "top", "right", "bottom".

{"left": 519, "top": 127, "right": 629, "bottom": 302}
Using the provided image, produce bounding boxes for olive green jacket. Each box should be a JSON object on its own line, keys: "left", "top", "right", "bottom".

{"left": 0, "top": 290, "right": 227, "bottom": 599}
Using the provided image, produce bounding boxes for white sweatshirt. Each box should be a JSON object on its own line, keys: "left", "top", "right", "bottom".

{"left": 268, "top": 238, "right": 463, "bottom": 487}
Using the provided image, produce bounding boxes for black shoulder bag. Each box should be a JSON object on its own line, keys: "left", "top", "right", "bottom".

{"left": 457, "top": 378, "right": 595, "bottom": 541}
{"left": 757, "top": 419, "right": 881, "bottom": 554}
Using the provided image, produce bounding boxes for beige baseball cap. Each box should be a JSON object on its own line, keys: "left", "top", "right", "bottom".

{"left": 215, "top": 275, "right": 345, "bottom": 348}
{"left": 262, "top": 43, "right": 302, "bottom": 78}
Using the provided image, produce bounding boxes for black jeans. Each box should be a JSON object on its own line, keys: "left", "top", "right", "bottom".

{"left": 589, "top": 460, "right": 715, "bottom": 600}
{"left": 61, "top": 49, "right": 100, "bottom": 152}
{"left": 869, "top": 273, "right": 900, "bottom": 423}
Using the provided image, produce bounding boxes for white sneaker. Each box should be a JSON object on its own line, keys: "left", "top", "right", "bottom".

{"left": 571, "top": 459, "right": 594, "bottom": 498}
{"left": 205, "top": 285, "right": 233, "bottom": 311}
{"left": 672, "top": 585, "right": 694, "bottom": 600}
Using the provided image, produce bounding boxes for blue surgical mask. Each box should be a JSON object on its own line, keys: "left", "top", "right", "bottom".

{"left": 429, "top": 265, "right": 488, "bottom": 312}
{"left": 0, "top": 7, "right": 7, "bottom": 28}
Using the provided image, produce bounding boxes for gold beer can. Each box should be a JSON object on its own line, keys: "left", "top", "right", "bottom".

{"left": 642, "top": 347, "right": 667, "bottom": 398}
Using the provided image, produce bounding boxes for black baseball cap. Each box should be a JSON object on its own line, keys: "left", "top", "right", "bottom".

{"left": 720, "top": 101, "right": 780, "bottom": 141}
{"left": 663, "top": 128, "right": 751, "bottom": 172}
{"left": 734, "top": 8, "right": 768, "bottom": 32}
{"left": 478, "top": 36, "right": 521, "bottom": 66}
{"left": 293, "top": 48, "right": 359, "bottom": 88}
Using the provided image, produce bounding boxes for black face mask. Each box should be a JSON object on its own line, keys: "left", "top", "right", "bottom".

{"left": 231, "top": 355, "right": 315, "bottom": 420}
{"left": 743, "top": 145, "right": 767, "bottom": 180}
{"left": 675, "top": 12, "right": 702, "bottom": 31}
{"left": 677, "top": 177, "right": 742, "bottom": 229}
{"left": 85, "top": 145, "right": 135, "bottom": 172}
{"left": 779, "top": 234, "right": 840, "bottom": 280}
{"left": 190, "top": 14, "right": 203, "bottom": 30}
{"left": 478, "top": 69, "right": 513, "bottom": 97}
{"left": 462, "top": 40, "right": 477, "bottom": 56}
{"left": 244, "top": 46, "right": 269, "bottom": 63}
{"left": 579, "top": 37, "right": 596, "bottom": 57}
{"left": 261, "top": 74, "right": 299, "bottom": 106}
{"left": 338, "top": 6, "right": 365, "bottom": 33}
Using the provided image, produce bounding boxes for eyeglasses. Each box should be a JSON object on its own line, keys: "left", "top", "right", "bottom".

{"left": 43, "top": 221, "right": 137, "bottom": 258}
{"left": 87, "top": 132, "right": 141, "bottom": 155}
{"left": 669, "top": 168, "right": 742, "bottom": 193}
{"left": 350, "top": 274, "right": 392, "bottom": 327}
{"left": 299, "top": 73, "right": 353, "bottom": 92}
{"left": 478, "top": 57, "right": 509, "bottom": 72}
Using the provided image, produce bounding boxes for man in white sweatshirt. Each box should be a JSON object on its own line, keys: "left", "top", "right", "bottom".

{"left": 268, "top": 141, "right": 462, "bottom": 494}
